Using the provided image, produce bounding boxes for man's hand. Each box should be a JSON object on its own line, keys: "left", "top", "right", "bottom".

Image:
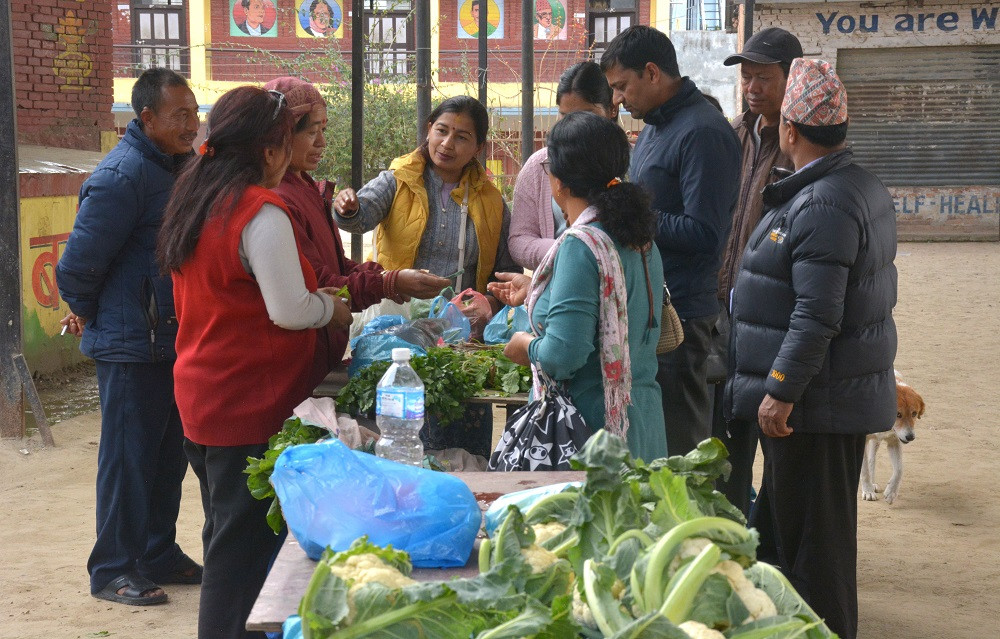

{"left": 394, "top": 269, "right": 451, "bottom": 301}
{"left": 333, "top": 188, "right": 359, "bottom": 216}
{"left": 503, "top": 331, "right": 533, "bottom": 366}
{"left": 487, "top": 272, "right": 532, "bottom": 307}
{"left": 60, "top": 313, "right": 86, "bottom": 337}
{"left": 318, "top": 289, "right": 354, "bottom": 330}
{"left": 758, "top": 394, "right": 794, "bottom": 438}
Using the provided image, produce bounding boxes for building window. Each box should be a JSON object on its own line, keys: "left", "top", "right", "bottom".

{"left": 587, "top": 0, "right": 636, "bottom": 64}
{"left": 364, "top": 1, "right": 413, "bottom": 76}
{"left": 126, "top": 0, "right": 187, "bottom": 76}
{"left": 670, "top": 0, "right": 723, "bottom": 32}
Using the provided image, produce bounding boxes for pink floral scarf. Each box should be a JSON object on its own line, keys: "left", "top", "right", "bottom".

{"left": 526, "top": 206, "right": 632, "bottom": 442}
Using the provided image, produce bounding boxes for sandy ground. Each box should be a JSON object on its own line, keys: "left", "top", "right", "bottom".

{"left": 2, "top": 241, "right": 998, "bottom": 639}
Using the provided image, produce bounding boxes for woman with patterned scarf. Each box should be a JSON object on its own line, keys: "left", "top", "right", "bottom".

{"left": 490, "top": 112, "right": 667, "bottom": 461}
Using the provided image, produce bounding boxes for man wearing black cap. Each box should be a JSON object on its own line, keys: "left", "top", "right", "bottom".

{"left": 711, "top": 27, "right": 803, "bottom": 516}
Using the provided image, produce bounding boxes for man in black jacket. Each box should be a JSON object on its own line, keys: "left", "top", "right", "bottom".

{"left": 726, "top": 59, "right": 897, "bottom": 639}
{"left": 601, "top": 26, "right": 741, "bottom": 457}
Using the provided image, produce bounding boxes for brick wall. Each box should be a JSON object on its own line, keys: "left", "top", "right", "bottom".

{"left": 203, "top": 0, "right": 650, "bottom": 84}
{"left": 437, "top": 0, "right": 651, "bottom": 84}
{"left": 208, "top": 0, "right": 357, "bottom": 82}
{"left": 11, "top": 0, "right": 114, "bottom": 151}
{"left": 754, "top": 0, "right": 999, "bottom": 63}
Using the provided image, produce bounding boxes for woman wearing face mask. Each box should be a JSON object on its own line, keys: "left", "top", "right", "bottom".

{"left": 491, "top": 112, "right": 667, "bottom": 462}
{"left": 507, "top": 61, "right": 620, "bottom": 271}
{"left": 265, "top": 77, "right": 450, "bottom": 383}
{"left": 333, "top": 95, "right": 520, "bottom": 330}
{"left": 158, "top": 86, "right": 352, "bottom": 639}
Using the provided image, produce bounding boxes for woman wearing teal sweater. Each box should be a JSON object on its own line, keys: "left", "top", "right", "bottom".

{"left": 490, "top": 112, "right": 667, "bottom": 462}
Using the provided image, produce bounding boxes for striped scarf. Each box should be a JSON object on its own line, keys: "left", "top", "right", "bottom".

{"left": 526, "top": 206, "right": 632, "bottom": 442}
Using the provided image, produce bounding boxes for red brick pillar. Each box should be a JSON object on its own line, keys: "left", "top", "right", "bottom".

{"left": 11, "top": 0, "right": 114, "bottom": 151}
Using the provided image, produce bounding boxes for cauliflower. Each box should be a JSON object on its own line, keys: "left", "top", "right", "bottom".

{"left": 679, "top": 620, "right": 726, "bottom": 639}
{"left": 520, "top": 544, "right": 559, "bottom": 574}
{"left": 329, "top": 552, "right": 417, "bottom": 589}
{"left": 328, "top": 553, "right": 417, "bottom": 623}
{"left": 668, "top": 537, "right": 712, "bottom": 573}
{"left": 531, "top": 521, "right": 567, "bottom": 545}
{"left": 712, "top": 560, "right": 778, "bottom": 622}
{"left": 570, "top": 585, "right": 597, "bottom": 629}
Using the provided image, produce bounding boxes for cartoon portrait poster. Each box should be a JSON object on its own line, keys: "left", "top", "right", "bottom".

{"left": 458, "top": 0, "right": 504, "bottom": 40}
{"left": 534, "top": 0, "right": 566, "bottom": 40}
{"left": 296, "top": 0, "right": 343, "bottom": 38}
{"left": 230, "top": 0, "right": 277, "bottom": 37}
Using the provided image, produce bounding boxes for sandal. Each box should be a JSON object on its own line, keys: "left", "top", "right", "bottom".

{"left": 152, "top": 554, "right": 203, "bottom": 585}
{"left": 94, "top": 573, "right": 168, "bottom": 606}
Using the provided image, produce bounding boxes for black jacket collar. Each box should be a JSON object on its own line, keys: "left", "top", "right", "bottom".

{"left": 762, "top": 148, "right": 854, "bottom": 208}
{"left": 643, "top": 77, "right": 700, "bottom": 126}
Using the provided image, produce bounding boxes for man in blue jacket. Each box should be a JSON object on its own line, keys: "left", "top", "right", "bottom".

{"left": 601, "top": 26, "right": 741, "bottom": 457}
{"left": 56, "top": 68, "right": 201, "bottom": 606}
{"left": 726, "top": 59, "right": 897, "bottom": 639}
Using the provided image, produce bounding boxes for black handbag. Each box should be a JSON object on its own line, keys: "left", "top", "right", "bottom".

{"left": 487, "top": 373, "right": 591, "bottom": 472}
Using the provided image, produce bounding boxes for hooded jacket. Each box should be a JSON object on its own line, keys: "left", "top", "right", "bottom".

{"left": 725, "top": 149, "right": 898, "bottom": 434}
{"left": 56, "top": 119, "right": 187, "bottom": 362}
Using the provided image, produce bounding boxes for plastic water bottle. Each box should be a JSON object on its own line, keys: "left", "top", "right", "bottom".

{"left": 375, "top": 348, "right": 425, "bottom": 466}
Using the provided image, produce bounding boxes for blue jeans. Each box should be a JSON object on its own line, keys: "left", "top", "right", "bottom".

{"left": 88, "top": 360, "right": 189, "bottom": 592}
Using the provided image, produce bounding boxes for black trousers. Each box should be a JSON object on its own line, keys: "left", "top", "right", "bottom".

{"left": 710, "top": 402, "right": 759, "bottom": 518}
{"left": 657, "top": 314, "right": 716, "bottom": 457}
{"left": 89, "top": 360, "right": 188, "bottom": 592}
{"left": 752, "top": 431, "right": 866, "bottom": 639}
{"left": 185, "top": 439, "right": 279, "bottom": 639}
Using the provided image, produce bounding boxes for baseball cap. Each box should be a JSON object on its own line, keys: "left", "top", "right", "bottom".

{"left": 262, "top": 76, "right": 324, "bottom": 116}
{"left": 781, "top": 58, "right": 848, "bottom": 127}
{"left": 724, "top": 27, "right": 803, "bottom": 66}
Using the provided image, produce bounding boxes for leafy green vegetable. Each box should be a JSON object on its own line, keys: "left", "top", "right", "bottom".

{"left": 337, "top": 346, "right": 531, "bottom": 425}
{"left": 745, "top": 563, "right": 838, "bottom": 639}
{"left": 244, "top": 417, "right": 328, "bottom": 533}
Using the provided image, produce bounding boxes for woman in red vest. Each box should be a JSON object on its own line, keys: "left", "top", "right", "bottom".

{"left": 158, "top": 86, "right": 352, "bottom": 639}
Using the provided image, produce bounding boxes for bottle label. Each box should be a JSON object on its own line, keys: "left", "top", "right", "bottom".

{"left": 376, "top": 388, "right": 425, "bottom": 420}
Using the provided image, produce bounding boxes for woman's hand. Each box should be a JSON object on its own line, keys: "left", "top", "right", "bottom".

{"left": 487, "top": 272, "right": 532, "bottom": 307}
{"left": 319, "top": 289, "right": 354, "bottom": 330}
{"left": 394, "top": 269, "right": 451, "bottom": 300}
{"left": 333, "top": 188, "right": 359, "bottom": 216}
{"left": 503, "top": 331, "right": 533, "bottom": 366}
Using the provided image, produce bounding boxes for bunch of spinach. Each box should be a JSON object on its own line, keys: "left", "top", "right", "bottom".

{"left": 336, "top": 346, "right": 531, "bottom": 425}
{"left": 244, "top": 417, "right": 328, "bottom": 534}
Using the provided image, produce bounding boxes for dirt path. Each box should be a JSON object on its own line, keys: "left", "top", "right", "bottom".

{"left": 1, "top": 242, "right": 998, "bottom": 639}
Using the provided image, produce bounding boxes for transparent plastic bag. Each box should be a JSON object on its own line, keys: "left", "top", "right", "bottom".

{"left": 482, "top": 305, "right": 531, "bottom": 344}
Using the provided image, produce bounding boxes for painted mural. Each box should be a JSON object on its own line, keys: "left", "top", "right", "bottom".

{"left": 296, "top": 0, "right": 344, "bottom": 38}
{"left": 458, "top": 0, "right": 504, "bottom": 39}
{"left": 230, "top": 0, "right": 278, "bottom": 37}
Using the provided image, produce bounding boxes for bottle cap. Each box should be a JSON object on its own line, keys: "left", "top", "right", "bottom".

{"left": 391, "top": 347, "right": 412, "bottom": 361}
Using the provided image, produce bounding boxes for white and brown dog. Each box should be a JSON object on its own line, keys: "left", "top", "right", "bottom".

{"left": 860, "top": 371, "right": 925, "bottom": 504}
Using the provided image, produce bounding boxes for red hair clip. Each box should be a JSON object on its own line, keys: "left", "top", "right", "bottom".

{"left": 198, "top": 141, "right": 215, "bottom": 157}
{"left": 606, "top": 177, "right": 622, "bottom": 188}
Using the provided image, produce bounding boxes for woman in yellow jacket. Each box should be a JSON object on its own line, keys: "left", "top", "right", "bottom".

{"left": 333, "top": 96, "right": 520, "bottom": 327}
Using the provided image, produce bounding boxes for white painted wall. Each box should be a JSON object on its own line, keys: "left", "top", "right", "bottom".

{"left": 670, "top": 30, "right": 741, "bottom": 121}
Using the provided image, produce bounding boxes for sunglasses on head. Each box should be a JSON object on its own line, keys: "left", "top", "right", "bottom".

{"left": 267, "top": 89, "right": 286, "bottom": 120}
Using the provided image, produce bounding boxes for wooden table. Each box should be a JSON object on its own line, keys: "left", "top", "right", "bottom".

{"left": 246, "top": 471, "right": 585, "bottom": 633}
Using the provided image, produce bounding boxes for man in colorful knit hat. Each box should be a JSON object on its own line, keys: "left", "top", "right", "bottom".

{"left": 725, "top": 58, "right": 898, "bottom": 639}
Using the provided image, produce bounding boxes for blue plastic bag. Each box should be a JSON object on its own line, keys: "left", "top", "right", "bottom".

{"left": 428, "top": 295, "right": 471, "bottom": 342}
{"left": 483, "top": 305, "right": 531, "bottom": 345}
{"left": 271, "top": 439, "right": 481, "bottom": 568}
{"left": 281, "top": 615, "right": 302, "bottom": 639}
{"left": 483, "top": 481, "right": 582, "bottom": 536}
{"left": 348, "top": 333, "right": 425, "bottom": 377}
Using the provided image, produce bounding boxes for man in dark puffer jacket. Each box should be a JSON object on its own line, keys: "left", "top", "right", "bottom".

{"left": 725, "top": 60, "right": 897, "bottom": 639}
